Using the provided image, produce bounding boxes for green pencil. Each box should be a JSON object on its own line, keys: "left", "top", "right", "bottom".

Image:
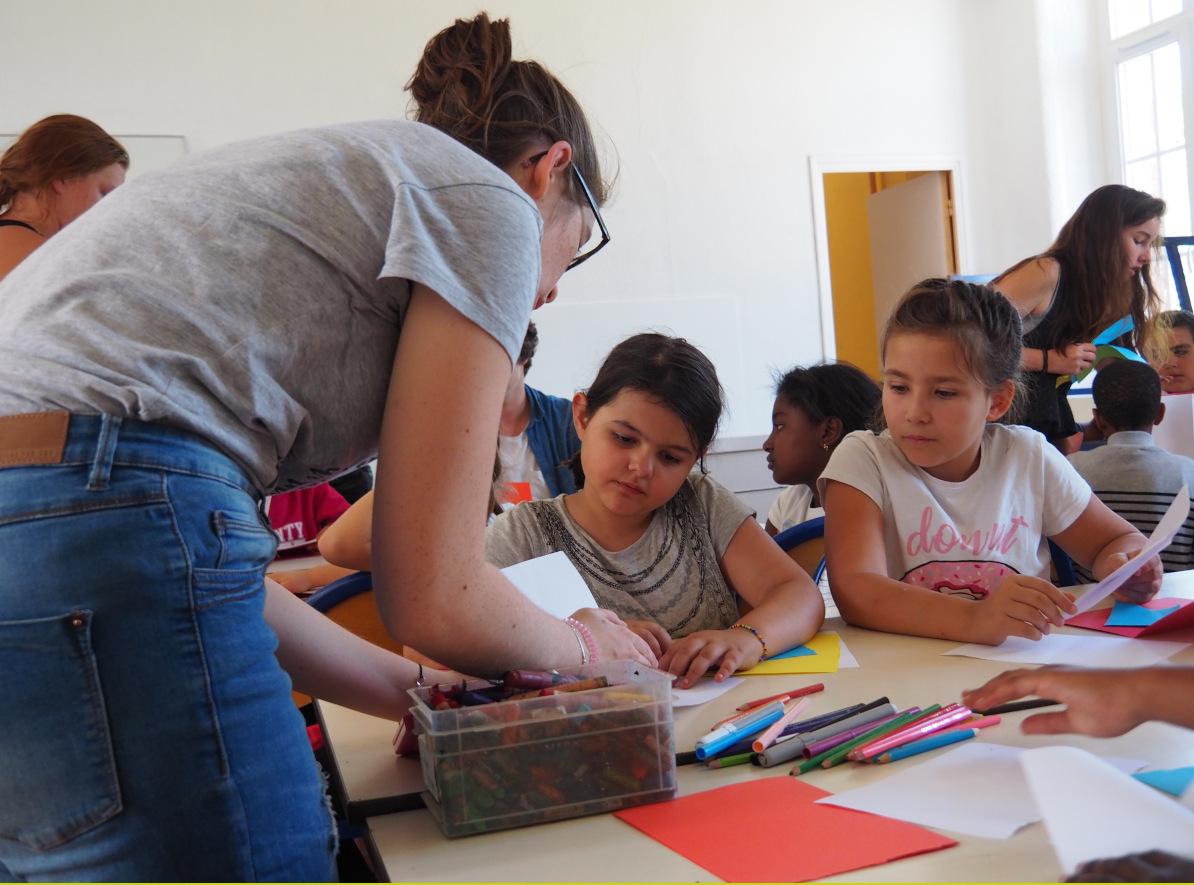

{"left": 706, "top": 751, "right": 755, "bottom": 769}
{"left": 819, "top": 704, "right": 943, "bottom": 770}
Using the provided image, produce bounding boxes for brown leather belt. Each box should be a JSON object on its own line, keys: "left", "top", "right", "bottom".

{"left": 0, "top": 411, "right": 69, "bottom": 466}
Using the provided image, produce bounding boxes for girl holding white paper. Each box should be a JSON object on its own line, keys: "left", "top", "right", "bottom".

{"left": 823, "top": 278, "right": 1162, "bottom": 646}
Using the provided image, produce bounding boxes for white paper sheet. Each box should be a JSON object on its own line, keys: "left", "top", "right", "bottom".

{"left": 816, "top": 743, "right": 1145, "bottom": 840}
{"left": 1072, "top": 486, "right": 1189, "bottom": 615}
{"left": 943, "top": 632, "right": 1188, "bottom": 668}
{"left": 1022, "top": 746, "right": 1194, "bottom": 874}
{"left": 830, "top": 631, "right": 859, "bottom": 668}
{"left": 500, "top": 551, "right": 598, "bottom": 619}
{"left": 670, "top": 675, "right": 743, "bottom": 708}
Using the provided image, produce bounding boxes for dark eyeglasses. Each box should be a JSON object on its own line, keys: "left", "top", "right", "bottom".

{"left": 567, "top": 162, "right": 610, "bottom": 271}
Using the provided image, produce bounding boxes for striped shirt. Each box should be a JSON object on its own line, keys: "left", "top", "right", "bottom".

{"left": 1067, "top": 431, "right": 1194, "bottom": 579}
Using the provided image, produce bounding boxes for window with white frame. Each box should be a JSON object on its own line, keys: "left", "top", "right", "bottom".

{"left": 1108, "top": 0, "right": 1193, "bottom": 308}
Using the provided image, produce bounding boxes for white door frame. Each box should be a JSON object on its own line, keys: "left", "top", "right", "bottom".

{"left": 809, "top": 155, "right": 971, "bottom": 360}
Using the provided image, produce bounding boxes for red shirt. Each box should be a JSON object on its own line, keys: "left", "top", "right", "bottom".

{"left": 267, "top": 483, "right": 350, "bottom": 554}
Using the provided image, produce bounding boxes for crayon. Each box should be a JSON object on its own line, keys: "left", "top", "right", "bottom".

{"left": 973, "top": 698, "right": 1060, "bottom": 717}
{"left": 503, "top": 669, "right": 577, "bottom": 689}
{"left": 507, "top": 676, "right": 609, "bottom": 700}
{"left": 875, "top": 727, "right": 978, "bottom": 763}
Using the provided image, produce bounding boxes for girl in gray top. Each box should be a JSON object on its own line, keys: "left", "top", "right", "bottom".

{"left": 487, "top": 334, "right": 826, "bottom": 689}
{"left": 0, "top": 13, "right": 651, "bottom": 881}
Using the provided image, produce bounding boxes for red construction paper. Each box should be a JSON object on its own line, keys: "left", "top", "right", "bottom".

{"left": 1066, "top": 597, "right": 1194, "bottom": 638}
{"left": 614, "top": 776, "right": 956, "bottom": 882}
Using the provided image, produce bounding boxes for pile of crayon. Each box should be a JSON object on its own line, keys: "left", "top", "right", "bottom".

{"left": 408, "top": 662, "right": 677, "bottom": 837}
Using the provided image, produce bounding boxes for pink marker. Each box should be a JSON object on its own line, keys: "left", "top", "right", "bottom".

{"left": 752, "top": 697, "right": 811, "bottom": 753}
{"left": 851, "top": 704, "right": 974, "bottom": 761}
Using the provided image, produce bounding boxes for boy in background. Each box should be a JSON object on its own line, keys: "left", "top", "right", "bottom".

{"left": 1068, "top": 360, "right": 1194, "bottom": 575}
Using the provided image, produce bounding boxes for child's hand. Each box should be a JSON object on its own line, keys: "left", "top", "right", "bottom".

{"left": 961, "top": 666, "right": 1147, "bottom": 737}
{"left": 658, "top": 628, "right": 761, "bottom": 689}
{"left": 624, "top": 619, "right": 672, "bottom": 660}
{"left": 974, "top": 574, "right": 1076, "bottom": 644}
{"left": 1104, "top": 550, "right": 1163, "bottom": 605}
{"left": 569, "top": 608, "right": 659, "bottom": 668}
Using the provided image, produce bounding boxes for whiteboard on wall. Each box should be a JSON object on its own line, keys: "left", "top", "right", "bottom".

{"left": 0, "top": 134, "right": 187, "bottom": 180}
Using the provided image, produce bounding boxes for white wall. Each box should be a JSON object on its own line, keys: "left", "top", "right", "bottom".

{"left": 0, "top": 0, "right": 1110, "bottom": 438}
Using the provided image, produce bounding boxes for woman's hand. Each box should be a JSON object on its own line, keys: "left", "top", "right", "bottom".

{"left": 972, "top": 574, "right": 1076, "bottom": 644}
{"left": 570, "top": 608, "right": 659, "bottom": 668}
{"left": 658, "top": 627, "right": 761, "bottom": 688}
{"left": 1104, "top": 550, "right": 1163, "bottom": 604}
{"left": 1051, "top": 343, "right": 1097, "bottom": 376}
{"left": 624, "top": 618, "right": 672, "bottom": 660}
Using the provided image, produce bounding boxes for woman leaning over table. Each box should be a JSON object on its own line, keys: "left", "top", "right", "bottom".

{"left": 0, "top": 13, "right": 650, "bottom": 882}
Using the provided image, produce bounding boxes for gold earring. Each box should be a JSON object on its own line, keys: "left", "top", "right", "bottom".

{"left": 821, "top": 442, "right": 831, "bottom": 451}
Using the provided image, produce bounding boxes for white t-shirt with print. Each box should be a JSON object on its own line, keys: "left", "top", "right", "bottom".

{"left": 817, "top": 425, "right": 1090, "bottom": 598}
{"left": 497, "top": 431, "right": 551, "bottom": 502}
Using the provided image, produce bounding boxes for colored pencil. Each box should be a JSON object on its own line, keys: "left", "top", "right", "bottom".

{"left": 708, "top": 705, "right": 864, "bottom": 759}
{"left": 705, "top": 750, "right": 755, "bottom": 769}
{"left": 818, "top": 706, "right": 941, "bottom": 770}
{"left": 791, "top": 707, "right": 921, "bottom": 776}
{"left": 850, "top": 704, "right": 973, "bottom": 761}
{"left": 803, "top": 710, "right": 910, "bottom": 759}
{"left": 735, "top": 682, "right": 825, "bottom": 712}
{"left": 874, "top": 727, "right": 978, "bottom": 763}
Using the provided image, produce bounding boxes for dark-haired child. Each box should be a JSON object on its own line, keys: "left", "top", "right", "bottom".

{"left": 1068, "top": 360, "right": 1194, "bottom": 575}
{"left": 763, "top": 362, "right": 879, "bottom": 535}
{"left": 486, "top": 333, "right": 825, "bottom": 686}
{"left": 822, "top": 278, "right": 1162, "bottom": 645}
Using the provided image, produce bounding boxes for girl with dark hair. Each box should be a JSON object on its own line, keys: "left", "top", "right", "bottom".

{"left": 0, "top": 114, "right": 128, "bottom": 279}
{"left": 762, "top": 362, "right": 880, "bottom": 535}
{"left": 994, "top": 184, "right": 1166, "bottom": 453}
{"left": 0, "top": 13, "right": 645, "bottom": 882}
{"left": 822, "top": 278, "right": 1161, "bottom": 645}
{"left": 486, "top": 333, "right": 825, "bottom": 688}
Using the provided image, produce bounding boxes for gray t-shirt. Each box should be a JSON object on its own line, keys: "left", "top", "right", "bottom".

{"left": 485, "top": 473, "right": 754, "bottom": 636}
{"left": 0, "top": 120, "right": 542, "bottom": 492}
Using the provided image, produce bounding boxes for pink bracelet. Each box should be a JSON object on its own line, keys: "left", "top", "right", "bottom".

{"left": 564, "top": 616, "right": 601, "bottom": 664}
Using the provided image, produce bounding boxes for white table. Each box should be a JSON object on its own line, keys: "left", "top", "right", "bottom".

{"left": 320, "top": 573, "right": 1194, "bottom": 882}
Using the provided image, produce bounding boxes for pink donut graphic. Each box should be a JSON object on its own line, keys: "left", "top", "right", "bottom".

{"left": 901, "top": 560, "right": 1017, "bottom": 600}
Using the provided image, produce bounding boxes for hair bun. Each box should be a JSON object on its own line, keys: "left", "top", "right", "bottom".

{"left": 409, "top": 13, "right": 513, "bottom": 144}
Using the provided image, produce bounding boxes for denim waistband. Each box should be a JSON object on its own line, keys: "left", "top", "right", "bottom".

{"left": 52, "top": 414, "right": 258, "bottom": 498}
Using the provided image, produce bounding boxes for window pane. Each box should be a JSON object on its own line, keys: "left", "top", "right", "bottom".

{"left": 1110, "top": 0, "right": 1151, "bottom": 38}
{"left": 1151, "top": 0, "right": 1183, "bottom": 24}
{"left": 1160, "top": 149, "right": 1191, "bottom": 233}
{"left": 1127, "top": 156, "right": 1161, "bottom": 196}
{"left": 1120, "top": 53, "right": 1158, "bottom": 160}
{"left": 1154, "top": 43, "right": 1185, "bottom": 151}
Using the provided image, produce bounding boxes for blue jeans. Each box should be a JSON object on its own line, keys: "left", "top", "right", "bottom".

{"left": 0, "top": 415, "right": 335, "bottom": 881}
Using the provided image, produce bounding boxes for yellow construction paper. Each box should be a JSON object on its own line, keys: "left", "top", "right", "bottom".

{"left": 737, "top": 631, "right": 841, "bottom": 675}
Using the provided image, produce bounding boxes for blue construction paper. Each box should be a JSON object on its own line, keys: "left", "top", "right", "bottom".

{"left": 1133, "top": 767, "right": 1194, "bottom": 797}
{"left": 769, "top": 644, "right": 816, "bottom": 660}
{"left": 1093, "top": 315, "right": 1134, "bottom": 345}
{"left": 1106, "top": 601, "right": 1181, "bottom": 627}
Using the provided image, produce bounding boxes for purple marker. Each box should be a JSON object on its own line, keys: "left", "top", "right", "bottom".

{"left": 802, "top": 709, "right": 918, "bottom": 759}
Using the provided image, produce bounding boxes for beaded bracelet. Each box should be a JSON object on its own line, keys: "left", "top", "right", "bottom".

{"left": 731, "top": 622, "right": 769, "bottom": 659}
{"left": 565, "top": 616, "right": 601, "bottom": 664}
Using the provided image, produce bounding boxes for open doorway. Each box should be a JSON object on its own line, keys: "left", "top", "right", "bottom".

{"left": 810, "top": 159, "right": 967, "bottom": 378}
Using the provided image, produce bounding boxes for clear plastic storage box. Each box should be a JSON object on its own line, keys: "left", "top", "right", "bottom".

{"left": 407, "top": 660, "right": 676, "bottom": 838}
